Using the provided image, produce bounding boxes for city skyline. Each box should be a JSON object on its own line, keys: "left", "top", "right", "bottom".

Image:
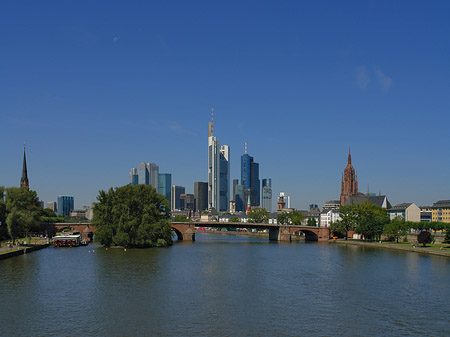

{"left": 1, "top": 1, "right": 449, "bottom": 209}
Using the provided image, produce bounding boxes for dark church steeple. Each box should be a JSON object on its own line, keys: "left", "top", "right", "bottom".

{"left": 20, "top": 145, "right": 29, "bottom": 190}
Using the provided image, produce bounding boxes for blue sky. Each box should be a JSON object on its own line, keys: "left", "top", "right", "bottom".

{"left": 1, "top": 1, "right": 449, "bottom": 209}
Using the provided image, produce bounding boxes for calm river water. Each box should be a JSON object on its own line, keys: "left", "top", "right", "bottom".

{"left": 1, "top": 233, "right": 450, "bottom": 336}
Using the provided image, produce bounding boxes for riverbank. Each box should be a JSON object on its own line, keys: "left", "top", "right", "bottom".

{"left": 0, "top": 243, "right": 50, "bottom": 260}
{"left": 331, "top": 239, "right": 450, "bottom": 257}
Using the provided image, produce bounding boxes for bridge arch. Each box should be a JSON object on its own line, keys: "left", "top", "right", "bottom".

{"left": 172, "top": 227, "right": 184, "bottom": 241}
{"left": 299, "top": 229, "right": 319, "bottom": 241}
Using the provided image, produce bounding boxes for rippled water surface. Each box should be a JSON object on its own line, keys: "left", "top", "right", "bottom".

{"left": 1, "top": 233, "right": 449, "bottom": 336}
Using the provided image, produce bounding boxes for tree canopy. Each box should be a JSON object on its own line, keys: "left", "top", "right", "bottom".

{"left": 277, "top": 210, "right": 304, "bottom": 226}
{"left": 248, "top": 207, "right": 269, "bottom": 223}
{"left": 1, "top": 187, "right": 42, "bottom": 243}
{"left": 383, "top": 216, "right": 408, "bottom": 243}
{"left": 92, "top": 184, "right": 173, "bottom": 247}
{"left": 332, "top": 203, "right": 389, "bottom": 241}
{"left": 307, "top": 217, "right": 317, "bottom": 227}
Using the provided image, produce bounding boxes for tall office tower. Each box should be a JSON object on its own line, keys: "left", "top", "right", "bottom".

{"left": 208, "top": 107, "right": 230, "bottom": 211}
{"left": 240, "top": 141, "right": 260, "bottom": 207}
{"left": 262, "top": 178, "right": 272, "bottom": 212}
{"left": 234, "top": 184, "right": 245, "bottom": 212}
{"left": 138, "top": 162, "right": 149, "bottom": 185}
{"left": 57, "top": 195, "right": 74, "bottom": 216}
{"left": 219, "top": 145, "right": 230, "bottom": 212}
{"left": 129, "top": 168, "right": 138, "bottom": 185}
{"left": 232, "top": 179, "right": 239, "bottom": 200}
{"left": 194, "top": 182, "right": 208, "bottom": 213}
{"left": 20, "top": 145, "right": 29, "bottom": 190}
{"left": 147, "top": 163, "right": 159, "bottom": 190}
{"left": 180, "top": 194, "right": 195, "bottom": 212}
{"left": 137, "top": 162, "right": 159, "bottom": 190}
{"left": 46, "top": 201, "right": 57, "bottom": 213}
{"left": 158, "top": 173, "right": 172, "bottom": 208}
{"left": 171, "top": 185, "right": 185, "bottom": 211}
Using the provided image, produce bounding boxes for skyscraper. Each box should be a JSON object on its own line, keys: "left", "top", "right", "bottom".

{"left": 57, "top": 195, "right": 74, "bottom": 216}
{"left": 240, "top": 141, "right": 260, "bottom": 207}
{"left": 208, "top": 107, "right": 230, "bottom": 211}
{"left": 129, "top": 168, "right": 138, "bottom": 185}
{"left": 138, "top": 162, "right": 149, "bottom": 185}
{"left": 158, "top": 173, "right": 172, "bottom": 208}
{"left": 46, "top": 201, "right": 57, "bottom": 213}
{"left": 219, "top": 145, "right": 230, "bottom": 212}
{"left": 234, "top": 184, "right": 245, "bottom": 212}
{"left": 171, "top": 185, "right": 185, "bottom": 211}
{"left": 136, "top": 162, "right": 159, "bottom": 190}
{"left": 194, "top": 182, "right": 208, "bottom": 213}
{"left": 262, "top": 178, "right": 272, "bottom": 212}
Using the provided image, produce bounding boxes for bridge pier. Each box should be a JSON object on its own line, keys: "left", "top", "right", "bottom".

{"left": 269, "top": 227, "right": 292, "bottom": 242}
{"left": 172, "top": 223, "right": 196, "bottom": 241}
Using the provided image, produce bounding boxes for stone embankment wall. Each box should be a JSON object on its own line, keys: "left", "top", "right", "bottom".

{"left": 406, "top": 233, "right": 446, "bottom": 244}
{"left": 0, "top": 244, "right": 49, "bottom": 261}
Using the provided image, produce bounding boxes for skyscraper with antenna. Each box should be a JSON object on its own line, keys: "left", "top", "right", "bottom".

{"left": 207, "top": 107, "right": 230, "bottom": 211}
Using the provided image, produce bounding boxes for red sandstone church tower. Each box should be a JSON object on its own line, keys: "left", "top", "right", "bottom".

{"left": 340, "top": 148, "right": 358, "bottom": 205}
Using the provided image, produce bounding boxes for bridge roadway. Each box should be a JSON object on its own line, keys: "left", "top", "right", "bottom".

{"left": 172, "top": 222, "right": 330, "bottom": 242}
{"left": 49, "top": 222, "right": 331, "bottom": 242}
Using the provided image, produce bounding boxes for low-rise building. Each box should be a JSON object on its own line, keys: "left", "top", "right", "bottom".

{"left": 387, "top": 203, "right": 420, "bottom": 222}
{"left": 420, "top": 206, "right": 432, "bottom": 222}
{"left": 319, "top": 209, "right": 341, "bottom": 228}
{"left": 431, "top": 200, "right": 450, "bottom": 223}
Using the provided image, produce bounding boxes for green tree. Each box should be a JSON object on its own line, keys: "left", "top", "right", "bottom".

{"left": 384, "top": 216, "right": 408, "bottom": 243}
{"left": 417, "top": 230, "right": 432, "bottom": 247}
{"left": 229, "top": 217, "right": 240, "bottom": 223}
{"left": 354, "top": 202, "right": 389, "bottom": 241}
{"left": 306, "top": 217, "right": 317, "bottom": 227}
{"left": 92, "top": 184, "right": 172, "bottom": 247}
{"left": 4, "top": 187, "right": 41, "bottom": 243}
{"left": 276, "top": 210, "right": 304, "bottom": 226}
{"left": 334, "top": 203, "right": 389, "bottom": 241}
{"left": 248, "top": 207, "right": 269, "bottom": 223}
{"left": 0, "top": 186, "right": 7, "bottom": 239}
{"left": 172, "top": 215, "right": 190, "bottom": 222}
{"left": 331, "top": 205, "right": 359, "bottom": 239}
{"left": 444, "top": 224, "right": 450, "bottom": 244}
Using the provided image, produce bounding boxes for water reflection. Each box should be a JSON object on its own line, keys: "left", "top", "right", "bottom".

{"left": 0, "top": 234, "right": 449, "bottom": 336}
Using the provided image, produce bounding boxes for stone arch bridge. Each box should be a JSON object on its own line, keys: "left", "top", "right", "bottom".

{"left": 49, "top": 222, "right": 330, "bottom": 243}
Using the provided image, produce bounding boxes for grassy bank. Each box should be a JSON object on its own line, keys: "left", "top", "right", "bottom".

{"left": 331, "top": 239, "right": 450, "bottom": 257}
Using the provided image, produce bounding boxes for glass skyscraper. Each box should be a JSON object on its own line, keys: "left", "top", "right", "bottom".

{"left": 136, "top": 162, "right": 159, "bottom": 190}
{"left": 240, "top": 144, "right": 260, "bottom": 207}
{"left": 158, "top": 173, "right": 172, "bottom": 208}
{"left": 129, "top": 168, "right": 138, "bottom": 185}
{"left": 207, "top": 108, "right": 230, "bottom": 212}
{"left": 57, "top": 195, "right": 74, "bottom": 216}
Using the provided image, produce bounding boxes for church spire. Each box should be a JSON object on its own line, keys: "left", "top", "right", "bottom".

{"left": 20, "top": 144, "right": 29, "bottom": 190}
{"left": 348, "top": 147, "right": 352, "bottom": 164}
